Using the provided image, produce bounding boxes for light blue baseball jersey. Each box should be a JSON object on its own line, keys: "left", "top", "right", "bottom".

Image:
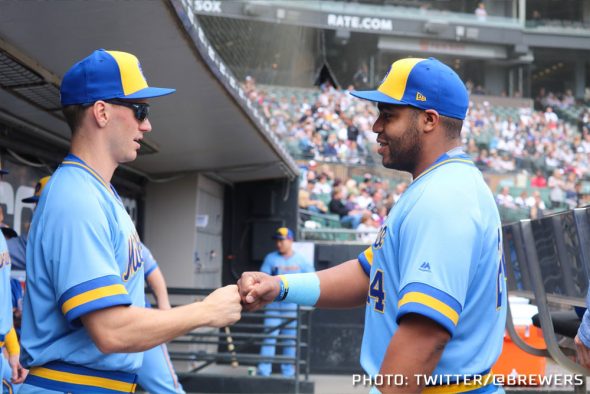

{"left": 6, "top": 234, "right": 26, "bottom": 271}
{"left": 0, "top": 233, "right": 11, "bottom": 344}
{"left": 139, "top": 244, "right": 185, "bottom": 393}
{"left": 0, "top": 232, "right": 12, "bottom": 390}
{"left": 20, "top": 154, "right": 145, "bottom": 393}
{"left": 358, "top": 150, "right": 506, "bottom": 391}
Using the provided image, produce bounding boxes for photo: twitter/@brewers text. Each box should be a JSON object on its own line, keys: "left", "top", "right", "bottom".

{"left": 351, "top": 373, "right": 585, "bottom": 387}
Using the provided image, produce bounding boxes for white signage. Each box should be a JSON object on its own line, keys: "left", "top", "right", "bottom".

{"left": 327, "top": 14, "right": 393, "bottom": 31}
{"left": 193, "top": 0, "right": 221, "bottom": 13}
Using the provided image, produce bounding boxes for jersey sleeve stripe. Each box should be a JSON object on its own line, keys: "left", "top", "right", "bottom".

{"left": 144, "top": 264, "right": 157, "bottom": 279}
{"left": 397, "top": 292, "right": 460, "bottom": 335}
{"left": 357, "top": 247, "right": 373, "bottom": 276}
{"left": 58, "top": 275, "right": 131, "bottom": 324}
{"left": 61, "top": 284, "right": 128, "bottom": 316}
{"left": 59, "top": 275, "right": 124, "bottom": 306}
{"left": 399, "top": 282, "right": 462, "bottom": 313}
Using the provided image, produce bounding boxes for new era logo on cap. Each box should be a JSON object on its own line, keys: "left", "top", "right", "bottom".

{"left": 350, "top": 57, "right": 469, "bottom": 120}
{"left": 60, "top": 49, "right": 176, "bottom": 106}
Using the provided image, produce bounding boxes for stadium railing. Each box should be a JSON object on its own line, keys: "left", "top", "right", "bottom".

{"left": 517, "top": 208, "right": 590, "bottom": 387}
{"left": 502, "top": 221, "right": 549, "bottom": 359}
{"left": 148, "top": 287, "right": 313, "bottom": 391}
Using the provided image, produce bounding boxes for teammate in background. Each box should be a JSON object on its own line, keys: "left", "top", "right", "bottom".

{"left": 138, "top": 243, "right": 185, "bottom": 394}
{"left": 2, "top": 277, "right": 25, "bottom": 394}
{"left": 19, "top": 49, "right": 241, "bottom": 393}
{"left": 257, "top": 228, "right": 314, "bottom": 377}
{"left": 238, "top": 57, "right": 506, "bottom": 393}
{"left": 0, "top": 168, "right": 27, "bottom": 392}
{"left": 6, "top": 176, "right": 51, "bottom": 271}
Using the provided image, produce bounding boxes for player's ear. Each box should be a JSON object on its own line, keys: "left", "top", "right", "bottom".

{"left": 92, "top": 101, "right": 109, "bottom": 128}
{"left": 422, "top": 109, "right": 439, "bottom": 134}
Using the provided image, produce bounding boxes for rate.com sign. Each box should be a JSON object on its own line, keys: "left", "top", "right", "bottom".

{"left": 327, "top": 13, "right": 393, "bottom": 31}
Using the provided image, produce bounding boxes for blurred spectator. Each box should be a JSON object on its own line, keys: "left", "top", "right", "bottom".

{"left": 531, "top": 9, "right": 542, "bottom": 26}
{"left": 329, "top": 188, "right": 363, "bottom": 229}
{"left": 356, "top": 212, "right": 379, "bottom": 243}
{"left": 564, "top": 172, "right": 579, "bottom": 209}
{"left": 299, "top": 181, "right": 327, "bottom": 214}
{"left": 352, "top": 63, "right": 369, "bottom": 90}
{"left": 530, "top": 191, "right": 546, "bottom": 219}
{"left": 544, "top": 106, "right": 559, "bottom": 128}
{"left": 531, "top": 169, "right": 547, "bottom": 188}
{"left": 514, "top": 190, "right": 529, "bottom": 208}
{"left": 548, "top": 169, "right": 566, "bottom": 208}
{"left": 496, "top": 186, "right": 515, "bottom": 208}
{"left": 313, "top": 174, "right": 332, "bottom": 195}
{"left": 475, "top": 2, "right": 487, "bottom": 21}
{"left": 579, "top": 109, "right": 590, "bottom": 135}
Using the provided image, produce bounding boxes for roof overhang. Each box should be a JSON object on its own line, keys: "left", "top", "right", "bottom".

{"left": 0, "top": 0, "right": 298, "bottom": 183}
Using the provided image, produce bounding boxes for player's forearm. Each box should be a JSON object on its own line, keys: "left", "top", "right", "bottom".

{"left": 315, "top": 259, "right": 369, "bottom": 308}
{"left": 82, "top": 302, "right": 216, "bottom": 353}
{"left": 377, "top": 314, "right": 449, "bottom": 393}
{"left": 147, "top": 268, "right": 171, "bottom": 309}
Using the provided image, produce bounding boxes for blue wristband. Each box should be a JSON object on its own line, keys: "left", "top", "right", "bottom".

{"left": 276, "top": 273, "right": 320, "bottom": 306}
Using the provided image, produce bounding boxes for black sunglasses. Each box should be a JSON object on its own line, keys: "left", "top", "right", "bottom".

{"left": 106, "top": 99, "right": 150, "bottom": 122}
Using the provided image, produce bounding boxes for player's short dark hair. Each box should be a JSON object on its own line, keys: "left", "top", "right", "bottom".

{"left": 1, "top": 227, "right": 18, "bottom": 240}
{"left": 439, "top": 115, "right": 463, "bottom": 140}
{"left": 62, "top": 104, "right": 89, "bottom": 134}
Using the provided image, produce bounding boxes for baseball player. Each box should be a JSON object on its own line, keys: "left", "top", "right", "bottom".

{"left": 138, "top": 243, "right": 185, "bottom": 394}
{"left": 257, "top": 228, "right": 314, "bottom": 377}
{"left": 5, "top": 176, "right": 51, "bottom": 272}
{"left": 2, "top": 277, "right": 25, "bottom": 394}
{"left": 238, "top": 57, "right": 506, "bottom": 393}
{"left": 19, "top": 49, "right": 241, "bottom": 393}
{"left": 0, "top": 168, "right": 27, "bottom": 392}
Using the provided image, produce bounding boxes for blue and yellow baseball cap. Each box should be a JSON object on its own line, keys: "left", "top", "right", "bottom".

{"left": 351, "top": 57, "right": 468, "bottom": 120}
{"left": 22, "top": 176, "right": 51, "bottom": 203}
{"left": 60, "top": 49, "right": 175, "bottom": 106}
{"left": 273, "top": 227, "right": 294, "bottom": 240}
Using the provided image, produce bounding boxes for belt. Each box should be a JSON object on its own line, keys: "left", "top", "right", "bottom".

{"left": 25, "top": 361, "right": 137, "bottom": 393}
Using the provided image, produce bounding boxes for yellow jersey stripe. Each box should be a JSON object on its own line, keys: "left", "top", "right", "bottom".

{"left": 398, "top": 292, "right": 459, "bottom": 325}
{"left": 422, "top": 373, "right": 494, "bottom": 393}
{"left": 364, "top": 247, "right": 374, "bottom": 266}
{"left": 377, "top": 58, "right": 424, "bottom": 100}
{"left": 61, "top": 284, "right": 128, "bottom": 315}
{"left": 413, "top": 158, "right": 474, "bottom": 183}
{"left": 106, "top": 50, "right": 148, "bottom": 96}
{"left": 62, "top": 161, "right": 111, "bottom": 192}
{"left": 30, "top": 367, "right": 137, "bottom": 392}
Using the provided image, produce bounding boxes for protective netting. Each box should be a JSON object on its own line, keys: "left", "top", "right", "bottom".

{"left": 198, "top": 15, "right": 322, "bottom": 87}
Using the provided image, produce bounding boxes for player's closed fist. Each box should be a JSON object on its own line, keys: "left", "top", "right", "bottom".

{"left": 237, "top": 272, "right": 280, "bottom": 311}
{"left": 204, "top": 285, "right": 242, "bottom": 327}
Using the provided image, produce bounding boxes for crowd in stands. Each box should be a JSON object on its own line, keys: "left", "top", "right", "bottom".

{"left": 465, "top": 99, "right": 590, "bottom": 219}
{"left": 242, "top": 76, "right": 590, "bottom": 235}
{"left": 535, "top": 88, "right": 578, "bottom": 110}
{"left": 298, "top": 160, "right": 403, "bottom": 241}
{"left": 243, "top": 75, "right": 377, "bottom": 165}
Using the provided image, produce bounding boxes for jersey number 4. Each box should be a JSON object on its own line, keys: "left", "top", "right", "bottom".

{"left": 367, "top": 269, "right": 385, "bottom": 313}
